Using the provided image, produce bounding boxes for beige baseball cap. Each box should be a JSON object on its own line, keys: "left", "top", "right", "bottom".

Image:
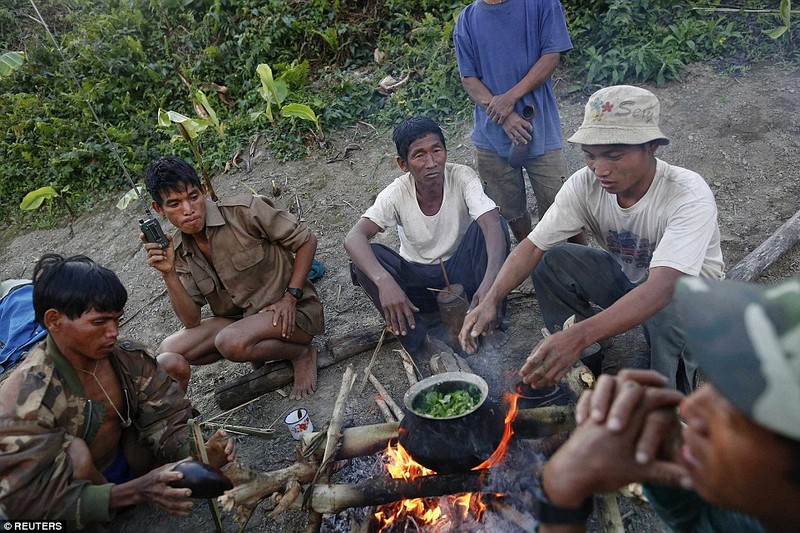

{"left": 568, "top": 85, "right": 669, "bottom": 146}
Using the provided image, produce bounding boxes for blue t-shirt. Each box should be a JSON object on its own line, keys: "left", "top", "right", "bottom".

{"left": 454, "top": 0, "right": 572, "bottom": 158}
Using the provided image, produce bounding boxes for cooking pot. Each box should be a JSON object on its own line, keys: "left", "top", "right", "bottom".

{"left": 398, "top": 372, "right": 505, "bottom": 474}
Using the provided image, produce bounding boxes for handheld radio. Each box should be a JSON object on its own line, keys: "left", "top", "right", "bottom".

{"left": 30, "top": 0, "right": 168, "bottom": 248}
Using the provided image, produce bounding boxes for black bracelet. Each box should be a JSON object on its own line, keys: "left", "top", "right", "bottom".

{"left": 534, "top": 472, "right": 593, "bottom": 525}
{"left": 536, "top": 495, "right": 593, "bottom": 525}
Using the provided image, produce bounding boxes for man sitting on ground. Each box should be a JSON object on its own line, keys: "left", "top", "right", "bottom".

{"left": 143, "top": 156, "right": 324, "bottom": 399}
{"left": 345, "top": 116, "right": 509, "bottom": 361}
{"left": 535, "top": 276, "right": 800, "bottom": 532}
{"left": 462, "top": 86, "right": 724, "bottom": 392}
{"left": 0, "top": 254, "right": 234, "bottom": 527}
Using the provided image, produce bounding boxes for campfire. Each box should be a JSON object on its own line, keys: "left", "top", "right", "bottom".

{"left": 372, "top": 393, "right": 520, "bottom": 531}
{"left": 218, "top": 364, "right": 591, "bottom": 532}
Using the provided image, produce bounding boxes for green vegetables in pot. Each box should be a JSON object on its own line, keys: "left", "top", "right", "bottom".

{"left": 413, "top": 386, "right": 482, "bottom": 418}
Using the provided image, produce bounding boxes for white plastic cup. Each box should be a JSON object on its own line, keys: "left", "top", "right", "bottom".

{"left": 284, "top": 408, "right": 313, "bottom": 440}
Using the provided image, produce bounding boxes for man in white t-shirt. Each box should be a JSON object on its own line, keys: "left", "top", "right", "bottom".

{"left": 461, "top": 86, "right": 724, "bottom": 393}
{"left": 345, "top": 116, "right": 510, "bottom": 358}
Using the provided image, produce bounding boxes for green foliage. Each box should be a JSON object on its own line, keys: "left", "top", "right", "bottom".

{"left": 20, "top": 186, "right": 59, "bottom": 211}
{"left": 0, "top": 0, "right": 798, "bottom": 226}
{"left": 0, "top": 50, "right": 24, "bottom": 78}
{"left": 565, "top": 0, "right": 797, "bottom": 90}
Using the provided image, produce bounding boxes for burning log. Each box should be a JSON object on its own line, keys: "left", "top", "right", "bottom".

{"left": 374, "top": 396, "right": 396, "bottom": 423}
{"left": 289, "top": 469, "right": 523, "bottom": 514}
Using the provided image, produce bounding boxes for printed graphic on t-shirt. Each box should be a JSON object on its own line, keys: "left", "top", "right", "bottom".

{"left": 605, "top": 230, "right": 656, "bottom": 269}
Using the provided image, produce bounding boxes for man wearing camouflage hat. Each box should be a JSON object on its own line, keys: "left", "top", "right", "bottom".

{"left": 537, "top": 275, "right": 800, "bottom": 532}
{"left": 461, "top": 85, "right": 724, "bottom": 392}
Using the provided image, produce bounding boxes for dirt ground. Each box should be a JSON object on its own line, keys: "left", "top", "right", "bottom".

{"left": 1, "top": 62, "right": 799, "bottom": 532}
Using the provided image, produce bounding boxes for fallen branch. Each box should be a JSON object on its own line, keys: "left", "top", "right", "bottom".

{"left": 396, "top": 348, "right": 419, "bottom": 386}
{"left": 726, "top": 208, "right": 800, "bottom": 281}
{"left": 368, "top": 372, "right": 404, "bottom": 421}
{"left": 373, "top": 396, "right": 396, "bottom": 423}
{"left": 305, "top": 365, "right": 356, "bottom": 532}
{"left": 357, "top": 327, "right": 389, "bottom": 396}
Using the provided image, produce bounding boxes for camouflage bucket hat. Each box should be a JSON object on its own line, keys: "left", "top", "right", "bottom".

{"left": 568, "top": 85, "right": 669, "bottom": 146}
{"left": 675, "top": 276, "right": 800, "bottom": 440}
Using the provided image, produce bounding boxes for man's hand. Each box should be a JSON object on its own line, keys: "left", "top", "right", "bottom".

{"left": 542, "top": 387, "right": 690, "bottom": 509}
{"left": 143, "top": 233, "right": 176, "bottom": 274}
{"left": 260, "top": 293, "right": 297, "bottom": 338}
{"left": 486, "top": 92, "right": 518, "bottom": 124}
{"left": 502, "top": 111, "right": 533, "bottom": 146}
{"left": 459, "top": 299, "right": 498, "bottom": 354}
{"left": 203, "top": 429, "right": 236, "bottom": 469}
{"left": 127, "top": 460, "right": 194, "bottom": 516}
{"left": 575, "top": 370, "right": 685, "bottom": 465}
{"left": 377, "top": 279, "right": 419, "bottom": 336}
{"left": 519, "top": 328, "right": 585, "bottom": 387}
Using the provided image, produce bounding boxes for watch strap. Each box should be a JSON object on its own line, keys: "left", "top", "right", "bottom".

{"left": 285, "top": 287, "right": 303, "bottom": 300}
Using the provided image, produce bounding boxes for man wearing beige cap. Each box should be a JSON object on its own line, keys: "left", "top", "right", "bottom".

{"left": 461, "top": 85, "right": 724, "bottom": 393}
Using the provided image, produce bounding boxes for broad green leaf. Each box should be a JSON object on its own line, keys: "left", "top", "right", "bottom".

{"left": 194, "top": 90, "right": 223, "bottom": 137}
{"left": 20, "top": 186, "right": 58, "bottom": 210}
{"left": 256, "top": 64, "right": 288, "bottom": 105}
{"left": 116, "top": 186, "right": 144, "bottom": 210}
{"left": 0, "top": 51, "right": 24, "bottom": 78}
{"left": 281, "top": 103, "right": 319, "bottom": 126}
{"left": 157, "top": 109, "right": 207, "bottom": 139}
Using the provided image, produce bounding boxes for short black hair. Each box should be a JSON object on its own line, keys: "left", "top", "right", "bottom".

{"left": 32, "top": 254, "right": 127, "bottom": 326}
{"left": 144, "top": 156, "right": 202, "bottom": 207}
{"left": 392, "top": 116, "right": 446, "bottom": 161}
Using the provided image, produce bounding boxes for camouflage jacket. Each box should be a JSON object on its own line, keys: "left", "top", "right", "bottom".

{"left": 0, "top": 335, "right": 193, "bottom": 526}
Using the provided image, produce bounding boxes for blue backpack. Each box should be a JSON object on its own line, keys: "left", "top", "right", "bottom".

{"left": 0, "top": 283, "right": 47, "bottom": 373}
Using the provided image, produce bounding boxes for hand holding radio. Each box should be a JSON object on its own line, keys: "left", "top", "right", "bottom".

{"left": 142, "top": 231, "right": 176, "bottom": 274}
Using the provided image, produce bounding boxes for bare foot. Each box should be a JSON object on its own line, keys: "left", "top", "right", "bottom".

{"left": 289, "top": 345, "right": 318, "bottom": 400}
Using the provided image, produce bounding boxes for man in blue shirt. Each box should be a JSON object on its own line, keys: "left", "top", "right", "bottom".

{"left": 454, "top": 0, "right": 574, "bottom": 243}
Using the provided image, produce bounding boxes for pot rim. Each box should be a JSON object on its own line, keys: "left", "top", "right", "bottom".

{"left": 403, "top": 372, "right": 489, "bottom": 421}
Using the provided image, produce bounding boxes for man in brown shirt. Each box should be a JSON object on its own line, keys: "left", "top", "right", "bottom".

{"left": 142, "top": 156, "right": 324, "bottom": 399}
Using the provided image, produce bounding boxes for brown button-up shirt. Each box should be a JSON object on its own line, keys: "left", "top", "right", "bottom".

{"left": 173, "top": 195, "right": 324, "bottom": 336}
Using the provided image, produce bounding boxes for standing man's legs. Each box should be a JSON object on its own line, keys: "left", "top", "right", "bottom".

{"left": 476, "top": 147, "right": 531, "bottom": 243}
{"left": 523, "top": 149, "right": 567, "bottom": 226}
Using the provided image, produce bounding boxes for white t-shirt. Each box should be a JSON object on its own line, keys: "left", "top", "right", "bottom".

{"left": 363, "top": 162, "right": 497, "bottom": 264}
{"left": 529, "top": 158, "right": 724, "bottom": 284}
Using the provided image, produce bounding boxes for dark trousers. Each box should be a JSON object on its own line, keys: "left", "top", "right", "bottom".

{"left": 351, "top": 220, "right": 510, "bottom": 353}
{"left": 531, "top": 243, "right": 698, "bottom": 393}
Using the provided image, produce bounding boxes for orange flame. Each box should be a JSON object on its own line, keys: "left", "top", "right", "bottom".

{"left": 372, "top": 393, "right": 520, "bottom": 530}
{"left": 472, "top": 392, "right": 520, "bottom": 471}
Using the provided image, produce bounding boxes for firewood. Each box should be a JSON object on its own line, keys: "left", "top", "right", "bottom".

{"left": 289, "top": 466, "right": 538, "bottom": 514}
{"left": 219, "top": 459, "right": 318, "bottom": 522}
{"left": 214, "top": 346, "right": 363, "bottom": 410}
{"left": 268, "top": 480, "right": 301, "bottom": 517}
{"left": 726, "top": 208, "right": 800, "bottom": 281}
{"left": 373, "top": 397, "right": 395, "bottom": 423}
{"left": 302, "top": 422, "right": 400, "bottom": 460}
{"left": 326, "top": 324, "right": 396, "bottom": 360}
{"left": 368, "top": 372, "right": 404, "bottom": 421}
{"left": 305, "top": 364, "right": 357, "bottom": 532}
{"left": 429, "top": 351, "right": 472, "bottom": 374}
{"left": 397, "top": 348, "right": 419, "bottom": 386}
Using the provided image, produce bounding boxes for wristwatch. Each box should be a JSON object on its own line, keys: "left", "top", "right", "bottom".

{"left": 285, "top": 287, "right": 303, "bottom": 300}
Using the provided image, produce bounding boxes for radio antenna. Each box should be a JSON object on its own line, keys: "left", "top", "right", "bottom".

{"left": 29, "top": 0, "right": 153, "bottom": 216}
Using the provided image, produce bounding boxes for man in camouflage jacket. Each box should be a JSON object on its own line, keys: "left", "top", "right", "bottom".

{"left": 0, "top": 254, "right": 233, "bottom": 528}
